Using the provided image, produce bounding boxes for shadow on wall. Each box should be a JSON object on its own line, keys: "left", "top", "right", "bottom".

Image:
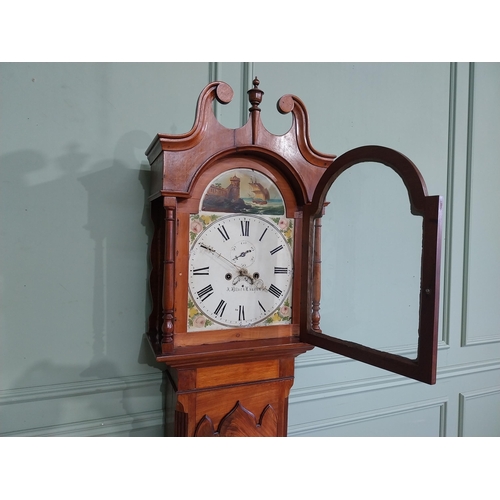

{"left": 77, "top": 130, "right": 157, "bottom": 375}
{"left": 0, "top": 131, "right": 165, "bottom": 436}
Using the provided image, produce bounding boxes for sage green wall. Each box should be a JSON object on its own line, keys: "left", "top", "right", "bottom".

{"left": 0, "top": 63, "right": 209, "bottom": 435}
{"left": 1, "top": 62, "right": 499, "bottom": 436}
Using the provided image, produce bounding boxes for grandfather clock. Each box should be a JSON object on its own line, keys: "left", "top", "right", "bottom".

{"left": 144, "top": 79, "right": 442, "bottom": 437}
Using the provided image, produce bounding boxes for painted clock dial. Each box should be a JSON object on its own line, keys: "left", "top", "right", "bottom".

{"left": 188, "top": 213, "right": 293, "bottom": 329}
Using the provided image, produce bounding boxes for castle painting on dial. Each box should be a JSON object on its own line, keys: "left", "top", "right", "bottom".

{"left": 200, "top": 168, "right": 285, "bottom": 216}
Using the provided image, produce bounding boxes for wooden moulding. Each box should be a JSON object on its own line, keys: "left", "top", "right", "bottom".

{"left": 145, "top": 80, "right": 335, "bottom": 204}
{"left": 152, "top": 337, "right": 314, "bottom": 370}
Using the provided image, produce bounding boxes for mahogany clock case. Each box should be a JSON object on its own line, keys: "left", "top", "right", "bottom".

{"left": 145, "top": 79, "right": 442, "bottom": 384}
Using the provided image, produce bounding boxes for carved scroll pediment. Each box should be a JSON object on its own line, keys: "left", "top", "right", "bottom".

{"left": 194, "top": 401, "right": 278, "bottom": 437}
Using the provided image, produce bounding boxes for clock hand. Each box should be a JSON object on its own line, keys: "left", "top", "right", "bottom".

{"left": 233, "top": 249, "right": 253, "bottom": 260}
{"left": 199, "top": 244, "right": 260, "bottom": 285}
{"left": 200, "top": 243, "right": 247, "bottom": 274}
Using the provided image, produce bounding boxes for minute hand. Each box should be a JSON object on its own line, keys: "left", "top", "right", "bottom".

{"left": 200, "top": 243, "right": 245, "bottom": 273}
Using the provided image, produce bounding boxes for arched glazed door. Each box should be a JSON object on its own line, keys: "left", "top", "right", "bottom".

{"left": 300, "top": 145, "right": 443, "bottom": 384}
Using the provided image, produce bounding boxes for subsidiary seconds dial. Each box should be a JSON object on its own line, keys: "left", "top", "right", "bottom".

{"left": 188, "top": 214, "right": 293, "bottom": 328}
